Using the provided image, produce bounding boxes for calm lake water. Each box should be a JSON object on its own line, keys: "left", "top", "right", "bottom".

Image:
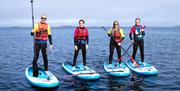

{"left": 0, "top": 27, "right": 180, "bottom": 91}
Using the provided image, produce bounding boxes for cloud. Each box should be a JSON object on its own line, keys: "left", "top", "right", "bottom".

{"left": 0, "top": 0, "right": 179, "bottom": 27}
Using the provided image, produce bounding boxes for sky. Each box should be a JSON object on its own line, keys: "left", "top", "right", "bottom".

{"left": 0, "top": 0, "right": 180, "bottom": 27}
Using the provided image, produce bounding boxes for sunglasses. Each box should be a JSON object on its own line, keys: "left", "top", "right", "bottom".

{"left": 41, "top": 17, "right": 47, "bottom": 20}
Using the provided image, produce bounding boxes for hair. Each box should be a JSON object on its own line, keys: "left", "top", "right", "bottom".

{"left": 135, "top": 18, "right": 141, "bottom": 22}
{"left": 79, "top": 19, "right": 85, "bottom": 24}
{"left": 113, "top": 20, "right": 120, "bottom": 29}
{"left": 41, "top": 14, "right": 47, "bottom": 19}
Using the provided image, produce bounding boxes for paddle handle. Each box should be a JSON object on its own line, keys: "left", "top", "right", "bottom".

{"left": 130, "top": 57, "right": 140, "bottom": 67}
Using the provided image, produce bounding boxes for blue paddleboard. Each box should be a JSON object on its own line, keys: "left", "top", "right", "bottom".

{"left": 25, "top": 66, "right": 59, "bottom": 88}
{"left": 104, "top": 60, "right": 130, "bottom": 77}
{"left": 126, "top": 59, "right": 158, "bottom": 75}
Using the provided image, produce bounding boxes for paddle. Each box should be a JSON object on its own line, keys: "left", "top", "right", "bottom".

{"left": 30, "top": 0, "right": 51, "bottom": 79}
{"left": 30, "top": 0, "right": 39, "bottom": 77}
{"left": 102, "top": 26, "right": 140, "bottom": 67}
{"left": 114, "top": 43, "right": 133, "bottom": 66}
{"left": 63, "top": 69, "right": 124, "bottom": 78}
{"left": 63, "top": 71, "right": 97, "bottom": 78}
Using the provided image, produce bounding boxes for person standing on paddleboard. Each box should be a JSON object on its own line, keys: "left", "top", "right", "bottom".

{"left": 107, "top": 20, "right": 125, "bottom": 68}
{"left": 129, "top": 18, "right": 145, "bottom": 65}
{"left": 31, "top": 14, "right": 53, "bottom": 77}
{"left": 72, "top": 20, "right": 89, "bottom": 70}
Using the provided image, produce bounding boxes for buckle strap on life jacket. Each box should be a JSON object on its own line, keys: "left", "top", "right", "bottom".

{"left": 35, "top": 22, "right": 48, "bottom": 40}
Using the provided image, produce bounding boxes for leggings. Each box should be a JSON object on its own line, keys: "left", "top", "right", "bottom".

{"left": 73, "top": 45, "right": 86, "bottom": 66}
{"left": 132, "top": 39, "right": 144, "bottom": 62}
{"left": 109, "top": 40, "right": 122, "bottom": 64}
{"left": 33, "top": 42, "right": 48, "bottom": 77}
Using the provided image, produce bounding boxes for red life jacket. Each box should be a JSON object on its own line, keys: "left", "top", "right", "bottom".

{"left": 112, "top": 29, "right": 121, "bottom": 43}
{"left": 35, "top": 23, "right": 48, "bottom": 41}
{"left": 75, "top": 27, "right": 88, "bottom": 40}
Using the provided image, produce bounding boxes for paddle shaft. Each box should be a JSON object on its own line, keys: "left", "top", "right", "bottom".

{"left": 30, "top": 0, "right": 37, "bottom": 63}
{"left": 30, "top": 0, "right": 34, "bottom": 29}
{"left": 63, "top": 70, "right": 124, "bottom": 78}
{"left": 102, "top": 26, "right": 117, "bottom": 43}
{"left": 122, "top": 43, "right": 133, "bottom": 56}
{"left": 64, "top": 72, "right": 97, "bottom": 78}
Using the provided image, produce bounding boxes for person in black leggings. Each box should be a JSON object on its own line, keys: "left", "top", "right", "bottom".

{"left": 31, "top": 14, "right": 53, "bottom": 77}
{"left": 129, "top": 18, "right": 145, "bottom": 64}
{"left": 72, "top": 20, "right": 89, "bottom": 70}
{"left": 108, "top": 20, "right": 125, "bottom": 68}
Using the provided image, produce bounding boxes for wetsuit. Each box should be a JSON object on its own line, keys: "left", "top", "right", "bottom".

{"left": 129, "top": 25, "right": 145, "bottom": 62}
{"left": 73, "top": 27, "right": 89, "bottom": 66}
{"left": 31, "top": 22, "right": 53, "bottom": 77}
{"left": 108, "top": 28, "right": 125, "bottom": 64}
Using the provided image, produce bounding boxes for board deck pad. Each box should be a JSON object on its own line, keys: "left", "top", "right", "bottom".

{"left": 62, "top": 62, "right": 100, "bottom": 80}
{"left": 104, "top": 60, "right": 130, "bottom": 77}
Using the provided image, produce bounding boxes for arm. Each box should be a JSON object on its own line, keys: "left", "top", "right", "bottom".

{"left": 129, "top": 33, "right": 133, "bottom": 40}
{"left": 129, "top": 26, "right": 135, "bottom": 40}
{"left": 107, "top": 28, "right": 112, "bottom": 37}
{"left": 47, "top": 25, "right": 53, "bottom": 45}
{"left": 74, "top": 27, "right": 78, "bottom": 45}
{"left": 141, "top": 31, "right": 145, "bottom": 35}
{"left": 48, "top": 35, "right": 53, "bottom": 45}
{"left": 31, "top": 23, "right": 38, "bottom": 36}
{"left": 141, "top": 25, "right": 145, "bottom": 35}
{"left": 86, "top": 28, "right": 89, "bottom": 45}
{"left": 120, "top": 28, "right": 125, "bottom": 42}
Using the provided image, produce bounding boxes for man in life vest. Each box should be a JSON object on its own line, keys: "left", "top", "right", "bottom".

{"left": 30, "top": 14, "right": 53, "bottom": 77}
{"left": 107, "top": 20, "right": 125, "bottom": 68}
{"left": 72, "top": 19, "right": 89, "bottom": 70}
{"left": 129, "top": 18, "right": 145, "bottom": 65}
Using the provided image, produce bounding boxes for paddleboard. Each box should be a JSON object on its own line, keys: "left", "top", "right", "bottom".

{"left": 25, "top": 66, "right": 59, "bottom": 88}
{"left": 126, "top": 59, "right": 158, "bottom": 75}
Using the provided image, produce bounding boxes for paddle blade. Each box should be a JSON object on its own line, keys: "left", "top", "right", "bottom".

{"left": 130, "top": 57, "right": 140, "bottom": 67}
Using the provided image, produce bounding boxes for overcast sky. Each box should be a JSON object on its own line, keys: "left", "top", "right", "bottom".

{"left": 0, "top": 0, "right": 179, "bottom": 27}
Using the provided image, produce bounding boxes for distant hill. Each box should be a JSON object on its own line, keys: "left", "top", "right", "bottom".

{"left": 174, "top": 25, "right": 180, "bottom": 29}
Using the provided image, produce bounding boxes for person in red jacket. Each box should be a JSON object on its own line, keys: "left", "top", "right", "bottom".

{"left": 72, "top": 20, "right": 89, "bottom": 70}
{"left": 129, "top": 18, "right": 145, "bottom": 65}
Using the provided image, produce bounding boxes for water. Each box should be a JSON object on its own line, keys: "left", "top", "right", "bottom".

{"left": 0, "top": 27, "right": 180, "bottom": 91}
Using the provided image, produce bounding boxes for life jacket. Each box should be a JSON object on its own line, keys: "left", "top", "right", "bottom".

{"left": 134, "top": 25, "right": 144, "bottom": 40}
{"left": 75, "top": 27, "right": 88, "bottom": 45}
{"left": 112, "top": 28, "right": 121, "bottom": 43}
{"left": 35, "top": 22, "right": 48, "bottom": 41}
{"left": 76, "top": 27, "right": 88, "bottom": 40}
